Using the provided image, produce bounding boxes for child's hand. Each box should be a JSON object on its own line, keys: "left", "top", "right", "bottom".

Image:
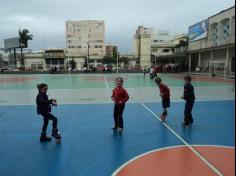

{"left": 118, "top": 101, "right": 123, "bottom": 105}
{"left": 52, "top": 99, "right": 57, "bottom": 106}
{"left": 160, "top": 93, "right": 164, "bottom": 97}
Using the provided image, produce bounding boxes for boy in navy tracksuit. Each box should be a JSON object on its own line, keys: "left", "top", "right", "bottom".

{"left": 155, "top": 77, "right": 170, "bottom": 122}
{"left": 181, "top": 75, "right": 195, "bottom": 126}
{"left": 36, "top": 83, "right": 61, "bottom": 142}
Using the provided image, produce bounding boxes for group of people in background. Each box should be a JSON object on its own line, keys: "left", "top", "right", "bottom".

{"left": 36, "top": 72, "right": 195, "bottom": 142}
{"left": 143, "top": 65, "right": 163, "bottom": 80}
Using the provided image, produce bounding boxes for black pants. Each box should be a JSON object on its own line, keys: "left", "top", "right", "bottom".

{"left": 162, "top": 98, "right": 170, "bottom": 116}
{"left": 41, "top": 113, "right": 58, "bottom": 133}
{"left": 184, "top": 101, "right": 194, "bottom": 125}
{"left": 150, "top": 73, "right": 153, "bottom": 79}
{"left": 114, "top": 104, "right": 125, "bottom": 129}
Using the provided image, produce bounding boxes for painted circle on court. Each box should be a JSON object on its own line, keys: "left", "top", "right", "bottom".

{"left": 0, "top": 77, "right": 39, "bottom": 84}
{"left": 113, "top": 146, "right": 235, "bottom": 176}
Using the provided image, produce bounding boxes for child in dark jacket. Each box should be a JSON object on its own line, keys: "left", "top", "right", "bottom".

{"left": 111, "top": 77, "right": 129, "bottom": 135}
{"left": 36, "top": 83, "right": 61, "bottom": 142}
{"left": 155, "top": 77, "right": 170, "bottom": 122}
{"left": 181, "top": 75, "right": 195, "bottom": 127}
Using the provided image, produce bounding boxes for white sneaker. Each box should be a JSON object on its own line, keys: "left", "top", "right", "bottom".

{"left": 117, "top": 128, "right": 123, "bottom": 132}
{"left": 111, "top": 126, "right": 116, "bottom": 130}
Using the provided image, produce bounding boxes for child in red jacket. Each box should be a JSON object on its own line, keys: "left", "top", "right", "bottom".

{"left": 111, "top": 77, "right": 129, "bottom": 136}
{"left": 155, "top": 77, "right": 170, "bottom": 122}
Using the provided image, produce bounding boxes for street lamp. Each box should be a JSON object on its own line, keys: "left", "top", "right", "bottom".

{"left": 117, "top": 51, "right": 119, "bottom": 75}
{"left": 87, "top": 42, "right": 90, "bottom": 70}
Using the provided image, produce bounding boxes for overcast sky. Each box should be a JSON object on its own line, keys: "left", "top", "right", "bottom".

{"left": 0, "top": 0, "right": 235, "bottom": 53}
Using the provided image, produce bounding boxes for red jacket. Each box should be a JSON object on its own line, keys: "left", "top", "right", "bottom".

{"left": 159, "top": 84, "right": 170, "bottom": 99}
{"left": 112, "top": 86, "right": 129, "bottom": 104}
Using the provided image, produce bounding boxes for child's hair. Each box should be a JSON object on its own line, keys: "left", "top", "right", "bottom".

{"left": 155, "top": 77, "right": 162, "bottom": 84}
{"left": 116, "top": 77, "right": 124, "bottom": 83}
{"left": 184, "top": 75, "right": 192, "bottom": 82}
{"left": 37, "top": 83, "right": 48, "bottom": 91}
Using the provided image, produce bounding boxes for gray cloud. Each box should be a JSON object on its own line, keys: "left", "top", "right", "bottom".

{"left": 0, "top": 0, "right": 235, "bottom": 53}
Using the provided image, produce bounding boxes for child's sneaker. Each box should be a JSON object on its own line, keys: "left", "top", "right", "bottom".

{"left": 40, "top": 133, "right": 52, "bottom": 142}
{"left": 117, "top": 128, "right": 123, "bottom": 136}
{"left": 161, "top": 115, "right": 166, "bottom": 122}
{"left": 111, "top": 126, "right": 116, "bottom": 130}
{"left": 52, "top": 129, "right": 61, "bottom": 139}
{"left": 111, "top": 127, "right": 117, "bottom": 136}
{"left": 182, "top": 122, "right": 190, "bottom": 128}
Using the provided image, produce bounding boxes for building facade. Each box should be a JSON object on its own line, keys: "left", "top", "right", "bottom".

{"left": 134, "top": 26, "right": 188, "bottom": 68}
{"left": 151, "top": 31, "right": 176, "bottom": 58}
{"left": 188, "top": 6, "right": 235, "bottom": 76}
{"left": 24, "top": 51, "right": 45, "bottom": 70}
{"left": 65, "top": 20, "right": 105, "bottom": 68}
{"left": 105, "top": 44, "right": 117, "bottom": 57}
{"left": 133, "top": 26, "right": 153, "bottom": 68}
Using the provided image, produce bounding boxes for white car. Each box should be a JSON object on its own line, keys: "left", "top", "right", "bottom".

{"left": 0, "top": 67, "right": 19, "bottom": 72}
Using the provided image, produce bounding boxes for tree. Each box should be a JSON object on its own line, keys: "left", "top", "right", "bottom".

{"left": 19, "top": 29, "right": 33, "bottom": 68}
{"left": 102, "top": 56, "right": 116, "bottom": 65}
{"left": 70, "top": 59, "right": 77, "bottom": 70}
{"left": 0, "top": 53, "right": 3, "bottom": 62}
{"left": 119, "top": 57, "right": 129, "bottom": 65}
{"left": 176, "top": 40, "right": 188, "bottom": 48}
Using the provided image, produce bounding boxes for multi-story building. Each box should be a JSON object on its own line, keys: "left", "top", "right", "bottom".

{"left": 65, "top": 20, "right": 105, "bottom": 69}
{"left": 188, "top": 6, "right": 235, "bottom": 76}
{"left": 105, "top": 44, "right": 117, "bottom": 57}
{"left": 151, "top": 31, "right": 176, "bottom": 57}
{"left": 134, "top": 26, "right": 188, "bottom": 67}
{"left": 133, "top": 26, "right": 153, "bottom": 68}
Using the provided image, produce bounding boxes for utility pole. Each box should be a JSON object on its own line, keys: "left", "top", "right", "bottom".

{"left": 87, "top": 42, "right": 90, "bottom": 70}
{"left": 117, "top": 51, "right": 119, "bottom": 75}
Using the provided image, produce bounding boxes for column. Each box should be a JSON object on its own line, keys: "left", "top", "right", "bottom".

{"left": 189, "top": 53, "right": 191, "bottom": 73}
{"left": 198, "top": 52, "right": 201, "bottom": 67}
{"left": 209, "top": 51, "right": 213, "bottom": 74}
{"left": 226, "top": 47, "right": 229, "bottom": 75}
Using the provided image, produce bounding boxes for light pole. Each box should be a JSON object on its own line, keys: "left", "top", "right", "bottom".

{"left": 67, "top": 50, "right": 71, "bottom": 75}
{"left": 117, "top": 51, "right": 119, "bottom": 75}
{"left": 87, "top": 42, "right": 90, "bottom": 70}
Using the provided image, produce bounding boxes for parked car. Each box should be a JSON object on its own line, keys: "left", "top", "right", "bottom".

{"left": 0, "top": 67, "right": 19, "bottom": 72}
{"left": 112, "top": 66, "right": 120, "bottom": 71}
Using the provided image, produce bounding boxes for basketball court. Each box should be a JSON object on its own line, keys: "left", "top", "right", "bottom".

{"left": 0, "top": 73, "right": 235, "bottom": 176}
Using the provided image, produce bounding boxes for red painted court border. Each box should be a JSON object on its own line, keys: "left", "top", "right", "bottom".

{"left": 0, "top": 77, "right": 39, "bottom": 84}
{"left": 112, "top": 145, "right": 235, "bottom": 176}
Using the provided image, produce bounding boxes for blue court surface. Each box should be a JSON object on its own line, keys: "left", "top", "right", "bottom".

{"left": 0, "top": 74, "right": 235, "bottom": 176}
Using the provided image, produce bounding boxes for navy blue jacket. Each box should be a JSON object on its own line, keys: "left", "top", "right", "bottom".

{"left": 184, "top": 83, "right": 195, "bottom": 102}
{"left": 36, "top": 92, "right": 52, "bottom": 115}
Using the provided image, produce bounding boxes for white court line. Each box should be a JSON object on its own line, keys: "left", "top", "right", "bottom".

{"left": 103, "top": 75, "right": 109, "bottom": 89}
{"left": 0, "top": 99, "right": 234, "bottom": 106}
{"left": 112, "top": 145, "right": 235, "bottom": 176}
{"left": 140, "top": 102, "right": 224, "bottom": 176}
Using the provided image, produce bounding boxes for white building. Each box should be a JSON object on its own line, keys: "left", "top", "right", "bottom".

{"left": 134, "top": 26, "right": 188, "bottom": 68}
{"left": 188, "top": 6, "right": 235, "bottom": 76}
{"left": 133, "top": 26, "right": 153, "bottom": 68}
{"left": 24, "top": 51, "right": 45, "bottom": 70}
{"left": 0, "top": 49, "right": 9, "bottom": 63}
{"left": 65, "top": 20, "right": 105, "bottom": 68}
{"left": 151, "top": 31, "right": 176, "bottom": 57}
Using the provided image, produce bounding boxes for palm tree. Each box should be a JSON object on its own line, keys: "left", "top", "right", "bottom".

{"left": 19, "top": 29, "right": 33, "bottom": 68}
